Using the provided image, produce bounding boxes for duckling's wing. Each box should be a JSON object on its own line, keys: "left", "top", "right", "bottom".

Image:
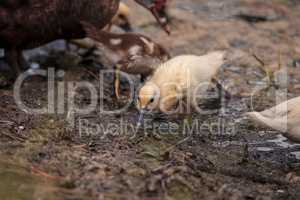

{"left": 190, "top": 51, "right": 225, "bottom": 83}
{"left": 152, "top": 52, "right": 225, "bottom": 93}
{"left": 198, "top": 51, "right": 226, "bottom": 76}
{"left": 185, "top": 51, "right": 225, "bottom": 94}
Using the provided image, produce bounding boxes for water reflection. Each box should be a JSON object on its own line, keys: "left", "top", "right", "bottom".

{"left": 254, "top": 134, "right": 300, "bottom": 160}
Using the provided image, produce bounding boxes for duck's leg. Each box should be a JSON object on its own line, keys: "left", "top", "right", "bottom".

{"left": 65, "top": 40, "right": 71, "bottom": 52}
{"left": 17, "top": 50, "right": 29, "bottom": 70}
{"left": 215, "top": 80, "right": 231, "bottom": 101}
{"left": 0, "top": 54, "right": 9, "bottom": 88}
{"left": 0, "top": 49, "right": 26, "bottom": 87}
{"left": 4, "top": 48, "right": 22, "bottom": 78}
{"left": 114, "top": 63, "right": 122, "bottom": 99}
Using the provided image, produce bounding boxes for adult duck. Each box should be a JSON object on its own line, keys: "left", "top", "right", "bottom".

{"left": 0, "top": 0, "right": 169, "bottom": 78}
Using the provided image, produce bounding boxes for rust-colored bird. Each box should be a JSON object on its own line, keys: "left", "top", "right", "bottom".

{"left": 77, "top": 21, "right": 170, "bottom": 99}
{"left": 0, "top": 0, "right": 169, "bottom": 80}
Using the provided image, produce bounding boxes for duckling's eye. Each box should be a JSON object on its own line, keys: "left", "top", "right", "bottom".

{"left": 150, "top": 97, "right": 155, "bottom": 103}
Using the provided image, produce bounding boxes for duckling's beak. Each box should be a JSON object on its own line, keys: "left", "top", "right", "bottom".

{"left": 134, "top": 0, "right": 170, "bottom": 35}
{"left": 137, "top": 108, "right": 147, "bottom": 130}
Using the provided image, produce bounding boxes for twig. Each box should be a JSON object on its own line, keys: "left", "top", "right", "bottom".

{"left": 152, "top": 163, "right": 173, "bottom": 173}
{"left": 252, "top": 52, "right": 265, "bottom": 67}
{"left": 0, "top": 120, "right": 15, "bottom": 126}
{"left": 162, "top": 136, "right": 191, "bottom": 155}
{"left": 83, "top": 68, "right": 100, "bottom": 81}
{"left": 1, "top": 131, "right": 25, "bottom": 142}
{"left": 73, "top": 144, "right": 89, "bottom": 152}
{"left": 277, "top": 49, "right": 282, "bottom": 70}
{"left": 251, "top": 52, "right": 272, "bottom": 86}
{"left": 31, "top": 166, "right": 64, "bottom": 181}
{"left": 73, "top": 144, "right": 87, "bottom": 148}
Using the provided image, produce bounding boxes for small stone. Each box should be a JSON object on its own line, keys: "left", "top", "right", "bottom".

{"left": 56, "top": 70, "right": 65, "bottom": 78}
{"left": 293, "top": 59, "right": 300, "bottom": 68}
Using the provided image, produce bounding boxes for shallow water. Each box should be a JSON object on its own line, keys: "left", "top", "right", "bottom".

{"left": 267, "top": 135, "right": 300, "bottom": 149}
{"left": 252, "top": 134, "right": 300, "bottom": 160}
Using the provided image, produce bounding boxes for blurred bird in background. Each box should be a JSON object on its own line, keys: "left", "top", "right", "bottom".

{"left": 246, "top": 96, "right": 300, "bottom": 143}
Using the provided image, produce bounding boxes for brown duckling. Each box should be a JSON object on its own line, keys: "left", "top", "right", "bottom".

{"left": 80, "top": 21, "right": 170, "bottom": 99}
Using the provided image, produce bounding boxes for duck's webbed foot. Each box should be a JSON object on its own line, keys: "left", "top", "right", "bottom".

{"left": 17, "top": 51, "right": 29, "bottom": 71}
{"left": 215, "top": 80, "right": 231, "bottom": 102}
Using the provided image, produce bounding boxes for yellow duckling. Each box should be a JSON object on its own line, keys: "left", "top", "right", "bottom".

{"left": 137, "top": 51, "right": 226, "bottom": 117}
{"left": 246, "top": 96, "right": 300, "bottom": 143}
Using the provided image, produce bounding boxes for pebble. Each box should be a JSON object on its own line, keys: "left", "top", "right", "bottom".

{"left": 293, "top": 59, "right": 300, "bottom": 68}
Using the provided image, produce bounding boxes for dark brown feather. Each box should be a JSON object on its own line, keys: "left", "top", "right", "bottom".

{"left": 0, "top": 0, "right": 30, "bottom": 9}
{"left": 0, "top": 0, "right": 168, "bottom": 79}
{"left": 81, "top": 21, "right": 170, "bottom": 61}
{"left": 0, "top": 0, "right": 119, "bottom": 49}
{"left": 81, "top": 21, "right": 170, "bottom": 78}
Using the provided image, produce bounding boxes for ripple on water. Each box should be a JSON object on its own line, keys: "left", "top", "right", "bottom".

{"left": 267, "top": 134, "right": 300, "bottom": 149}
{"left": 255, "top": 147, "right": 274, "bottom": 152}
{"left": 253, "top": 134, "right": 300, "bottom": 160}
{"left": 290, "top": 152, "right": 300, "bottom": 160}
